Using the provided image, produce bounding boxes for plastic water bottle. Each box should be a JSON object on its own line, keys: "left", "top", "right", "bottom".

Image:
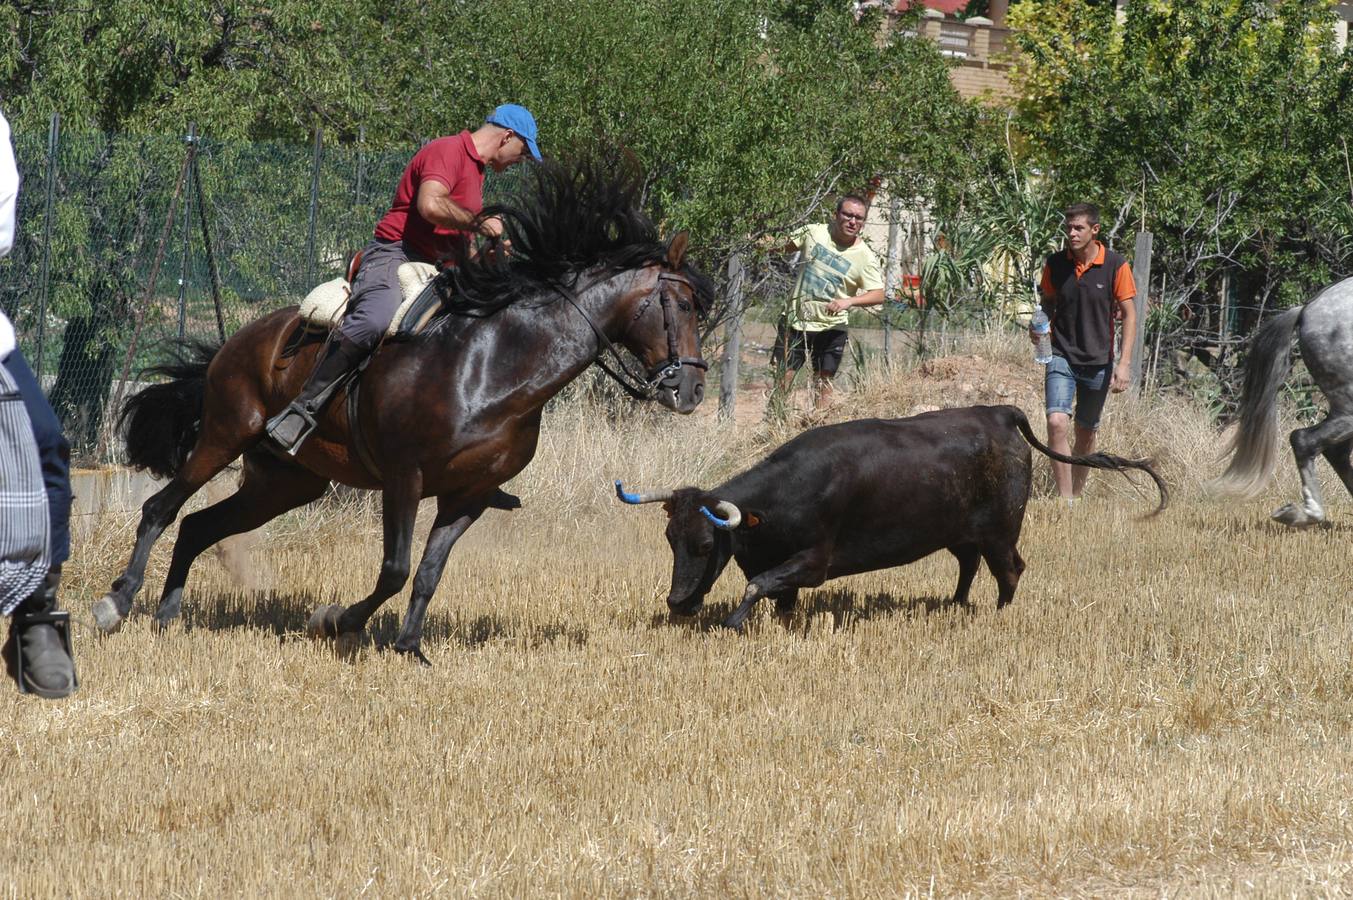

{"left": 1030, "top": 308, "right": 1053, "bottom": 365}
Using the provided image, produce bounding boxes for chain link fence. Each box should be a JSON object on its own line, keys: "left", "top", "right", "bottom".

{"left": 0, "top": 118, "right": 527, "bottom": 464}
{"left": 3, "top": 119, "right": 1343, "bottom": 461}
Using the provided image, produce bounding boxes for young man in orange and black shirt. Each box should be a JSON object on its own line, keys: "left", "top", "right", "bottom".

{"left": 1030, "top": 203, "right": 1137, "bottom": 502}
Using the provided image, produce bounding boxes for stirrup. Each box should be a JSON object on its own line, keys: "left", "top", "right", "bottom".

{"left": 266, "top": 402, "right": 321, "bottom": 456}
{"left": 13, "top": 610, "right": 78, "bottom": 696}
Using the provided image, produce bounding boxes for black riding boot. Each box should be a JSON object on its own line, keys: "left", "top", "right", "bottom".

{"left": 5, "top": 568, "right": 77, "bottom": 699}
{"left": 266, "top": 338, "right": 367, "bottom": 455}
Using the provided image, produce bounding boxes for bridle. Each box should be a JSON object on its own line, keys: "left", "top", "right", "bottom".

{"left": 552, "top": 267, "right": 709, "bottom": 401}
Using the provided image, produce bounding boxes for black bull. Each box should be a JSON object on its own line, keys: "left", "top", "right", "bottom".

{"left": 617, "top": 405, "right": 1167, "bottom": 630}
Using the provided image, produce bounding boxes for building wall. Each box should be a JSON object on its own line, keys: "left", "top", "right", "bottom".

{"left": 950, "top": 65, "right": 1014, "bottom": 103}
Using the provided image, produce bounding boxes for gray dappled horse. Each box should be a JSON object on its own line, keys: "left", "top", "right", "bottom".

{"left": 1212, "top": 276, "right": 1353, "bottom": 527}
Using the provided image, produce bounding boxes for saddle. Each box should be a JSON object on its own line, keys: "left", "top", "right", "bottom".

{"left": 298, "top": 261, "right": 449, "bottom": 340}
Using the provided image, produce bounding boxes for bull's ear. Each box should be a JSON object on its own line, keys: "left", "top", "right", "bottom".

{"left": 666, "top": 232, "right": 689, "bottom": 270}
{"left": 661, "top": 500, "right": 673, "bottom": 515}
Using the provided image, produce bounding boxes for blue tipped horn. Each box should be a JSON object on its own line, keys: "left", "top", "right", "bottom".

{"left": 614, "top": 481, "right": 673, "bottom": 505}
{"left": 699, "top": 500, "right": 742, "bottom": 530}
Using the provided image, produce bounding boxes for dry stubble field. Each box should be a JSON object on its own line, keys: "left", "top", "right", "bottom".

{"left": 4, "top": 334, "right": 1353, "bottom": 897}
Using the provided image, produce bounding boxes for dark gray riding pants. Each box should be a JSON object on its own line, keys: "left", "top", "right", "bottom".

{"left": 337, "top": 239, "right": 427, "bottom": 351}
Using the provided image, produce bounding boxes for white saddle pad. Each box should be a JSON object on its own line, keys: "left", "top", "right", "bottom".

{"left": 298, "top": 261, "right": 438, "bottom": 336}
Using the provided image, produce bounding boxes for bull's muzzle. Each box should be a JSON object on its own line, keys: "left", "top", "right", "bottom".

{"left": 667, "top": 594, "right": 704, "bottom": 617}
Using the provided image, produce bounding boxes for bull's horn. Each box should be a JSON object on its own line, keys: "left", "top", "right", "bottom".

{"left": 699, "top": 500, "right": 742, "bottom": 529}
{"left": 614, "top": 480, "right": 674, "bottom": 505}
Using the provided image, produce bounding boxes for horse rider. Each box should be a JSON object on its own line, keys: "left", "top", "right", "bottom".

{"left": 266, "top": 104, "right": 542, "bottom": 454}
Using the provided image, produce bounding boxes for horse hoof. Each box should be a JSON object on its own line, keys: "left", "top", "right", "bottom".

{"left": 305, "top": 604, "right": 343, "bottom": 641}
{"left": 334, "top": 630, "right": 363, "bottom": 661}
{"left": 1271, "top": 503, "right": 1322, "bottom": 529}
{"left": 394, "top": 644, "right": 433, "bottom": 667}
{"left": 91, "top": 595, "right": 125, "bottom": 634}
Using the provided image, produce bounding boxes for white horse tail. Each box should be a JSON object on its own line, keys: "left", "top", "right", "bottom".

{"left": 1209, "top": 305, "right": 1304, "bottom": 498}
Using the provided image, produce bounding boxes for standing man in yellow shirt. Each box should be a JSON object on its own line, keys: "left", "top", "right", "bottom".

{"left": 771, "top": 194, "right": 885, "bottom": 409}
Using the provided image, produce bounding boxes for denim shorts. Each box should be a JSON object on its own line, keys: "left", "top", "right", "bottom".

{"left": 1045, "top": 355, "right": 1111, "bottom": 430}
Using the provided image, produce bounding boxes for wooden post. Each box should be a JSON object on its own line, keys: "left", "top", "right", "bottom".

{"left": 1218, "top": 269, "right": 1231, "bottom": 345}
{"left": 1129, "top": 230, "right": 1152, "bottom": 394}
{"left": 718, "top": 254, "right": 745, "bottom": 421}
{"left": 884, "top": 196, "right": 904, "bottom": 364}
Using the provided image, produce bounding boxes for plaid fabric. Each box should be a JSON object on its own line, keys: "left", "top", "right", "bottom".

{"left": 0, "top": 362, "right": 49, "bottom": 615}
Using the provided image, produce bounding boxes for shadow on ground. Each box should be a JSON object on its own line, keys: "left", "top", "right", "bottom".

{"left": 170, "top": 591, "right": 590, "bottom": 655}
{"left": 647, "top": 588, "right": 970, "bottom": 633}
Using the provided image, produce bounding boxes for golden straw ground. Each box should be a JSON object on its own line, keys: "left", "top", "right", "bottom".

{"left": 4, "top": 343, "right": 1351, "bottom": 896}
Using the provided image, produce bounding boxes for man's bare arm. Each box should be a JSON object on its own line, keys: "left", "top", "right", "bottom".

{"left": 825, "top": 288, "right": 884, "bottom": 314}
{"left": 415, "top": 179, "right": 501, "bottom": 236}
{"left": 1110, "top": 296, "right": 1137, "bottom": 392}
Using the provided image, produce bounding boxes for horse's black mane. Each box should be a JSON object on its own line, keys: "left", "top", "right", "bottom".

{"left": 443, "top": 154, "right": 714, "bottom": 317}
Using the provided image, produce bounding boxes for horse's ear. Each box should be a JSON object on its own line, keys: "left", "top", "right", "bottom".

{"left": 666, "top": 232, "right": 689, "bottom": 270}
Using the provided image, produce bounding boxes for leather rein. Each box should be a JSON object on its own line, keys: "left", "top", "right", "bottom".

{"left": 552, "top": 268, "right": 708, "bottom": 401}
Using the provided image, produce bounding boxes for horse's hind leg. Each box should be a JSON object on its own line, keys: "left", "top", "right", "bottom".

{"left": 391, "top": 494, "right": 492, "bottom": 665}
{"left": 1321, "top": 433, "right": 1353, "bottom": 501}
{"left": 1272, "top": 413, "right": 1353, "bottom": 528}
{"left": 92, "top": 443, "right": 243, "bottom": 633}
{"left": 154, "top": 450, "right": 330, "bottom": 627}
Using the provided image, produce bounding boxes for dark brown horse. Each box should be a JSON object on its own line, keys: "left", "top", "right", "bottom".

{"left": 92, "top": 157, "right": 713, "bottom": 661}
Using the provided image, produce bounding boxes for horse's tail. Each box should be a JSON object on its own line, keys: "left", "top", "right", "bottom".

{"left": 1208, "top": 305, "right": 1304, "bottom": 499}
{"left": 1012, "top": 407, "right": 1169, "bottom": 516}
{"left": 118, "top": 338, "right": 221, "bottom": 480}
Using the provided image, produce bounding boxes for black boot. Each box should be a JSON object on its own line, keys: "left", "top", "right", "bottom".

{"left": 266, "top": 338, "right": 367, "bottom": 455}
{"left": 5, "top": 568, "right": 77, "bottom": 699}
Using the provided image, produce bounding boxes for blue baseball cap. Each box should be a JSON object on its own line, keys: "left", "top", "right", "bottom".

{"left": 486, "top": 103, "right": 541, "bottom": 161}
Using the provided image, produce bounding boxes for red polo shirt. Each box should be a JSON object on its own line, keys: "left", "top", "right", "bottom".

{"left": 374, "top": 131, "right": 485, "bottom": 263}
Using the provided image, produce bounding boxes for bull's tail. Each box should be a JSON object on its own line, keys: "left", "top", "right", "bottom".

{"left": 1207, "top": 305, "right": 1303, "bottom": 499}
{"left": 118, "top": 338, "right": 221, "bottom": 480}
{"left": 1012, "top": 408, "right": 1169, "bottom": 515}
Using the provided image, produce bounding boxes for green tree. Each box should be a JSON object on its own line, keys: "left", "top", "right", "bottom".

{"left": 0, "top": 0, "right": 379, "bottom": 450}
{"left": 1, "top": 0, "right": 978, "bottom": 453}
{"left": 1007, "top": 0, "right": 1353, "bottom": 334}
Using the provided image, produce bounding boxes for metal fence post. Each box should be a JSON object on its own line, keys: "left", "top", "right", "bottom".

{"left": 35, "top": 112, "right": 59, "bottom": 382}
{"left": 177, "top": 123, "right": 196, "bottom": 339}
{"left": 192, "top": 136, "right": 227, "bottom": 342}
{"left": 355, "top": 125, "right": 366, "bottom": 205}
{"left": 306, "top": 127, "right": 323, "bottom": 289}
